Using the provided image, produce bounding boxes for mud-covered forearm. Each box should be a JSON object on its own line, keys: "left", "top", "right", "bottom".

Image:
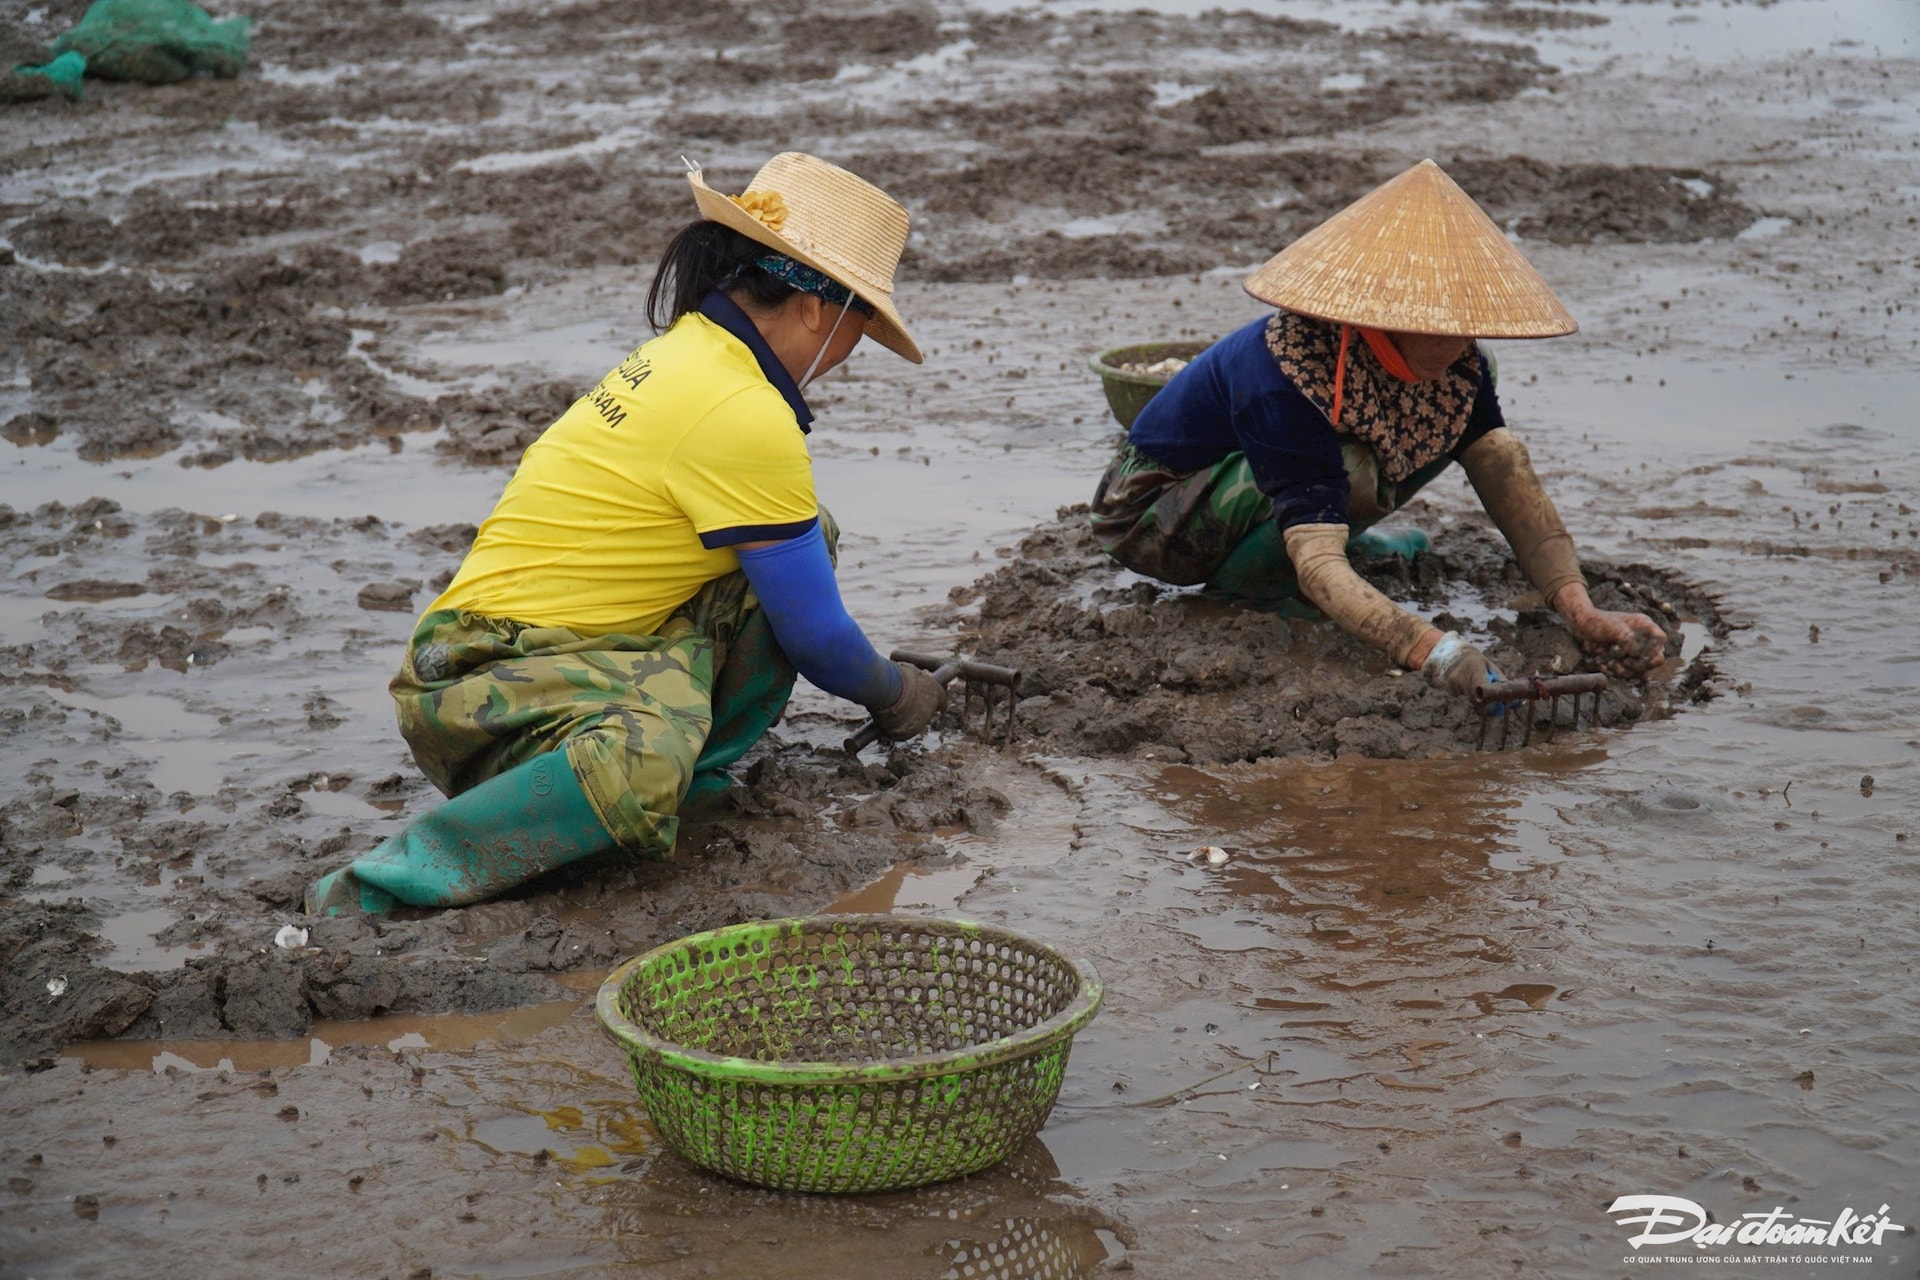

{"left": 1461, "top": 428, "right": 1584, "bottom": 603}
{"left": 1283, "top": 522, "right": 1436, "bottom": 667}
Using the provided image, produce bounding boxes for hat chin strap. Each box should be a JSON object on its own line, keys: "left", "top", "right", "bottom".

{"left": 797, "top": 294, "right": 857, "bottom": 390}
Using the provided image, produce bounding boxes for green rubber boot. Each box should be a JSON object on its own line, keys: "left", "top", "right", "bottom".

{"left": 305, "top": 751, "right": 614, "bottom": 917}
{"left": 306, "top": 866, "right": 400, "bottom": 917}
{"left": 680, "top": 607, "right": 797, "bottom": 813}
{"left": 1204, "top": 521, "right": 1321, "bottom": 617}
{"left": 1347, "top": 526, "right": 1430, "bottom": 560}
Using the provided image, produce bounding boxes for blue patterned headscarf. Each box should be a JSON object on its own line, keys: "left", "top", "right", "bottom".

{"left": 753, "top": 252, "right": 874, "bottom": 316}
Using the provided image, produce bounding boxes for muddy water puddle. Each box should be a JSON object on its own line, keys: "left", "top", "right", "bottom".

{"left": 64, "top": 974, "right": 598, "bottom": 1074}
{"left": 23, "top": 988, "right": 1126, "bottom": 1279}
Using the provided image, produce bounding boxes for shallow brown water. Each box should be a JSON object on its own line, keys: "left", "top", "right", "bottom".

{"left": 4, "top": 0, "right": 1919, "bottom": 1277}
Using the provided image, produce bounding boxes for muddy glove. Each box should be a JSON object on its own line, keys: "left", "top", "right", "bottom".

{"left": 1421, "top": 631, "right": 1495, "bottom": 698}
{"left": 1462, "top": 429, "right": 1585, "bottom": 604}
{"left": 870, "top": 662, "right": 946, "bottom": 740}
{"left": 1283, "top": 523, "right": 1434, "bottom": 664}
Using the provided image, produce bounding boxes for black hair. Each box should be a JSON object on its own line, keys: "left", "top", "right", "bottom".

{"left": 645, "top": 220, "right": 796, "bottom": 332}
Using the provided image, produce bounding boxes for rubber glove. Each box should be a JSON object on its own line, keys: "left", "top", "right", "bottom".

{"left": 1422, "top": 631, "right": 1496, "bottom": 698}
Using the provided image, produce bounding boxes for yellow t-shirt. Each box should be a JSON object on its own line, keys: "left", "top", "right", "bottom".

{"left": 427, "top": 308, "right": 817, "bottom": 636}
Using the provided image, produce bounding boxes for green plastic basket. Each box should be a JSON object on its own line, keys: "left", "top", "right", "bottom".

{"left": 1088, "top": 340, "right": 1214, "bottom": 429}
{"left": 596, "top": 914, "right": 1103, "bottom": 1194}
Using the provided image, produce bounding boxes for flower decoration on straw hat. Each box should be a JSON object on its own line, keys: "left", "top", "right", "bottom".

{"left": 729, "top": 190, "right": 788, "bottom": 233}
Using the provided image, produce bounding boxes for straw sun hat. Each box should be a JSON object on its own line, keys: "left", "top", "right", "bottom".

{"left": 1244, "top": 158, "right": 1577, "bottom": 339}
{"left": 689, "top": 152, "right": 923, "bottom": 363}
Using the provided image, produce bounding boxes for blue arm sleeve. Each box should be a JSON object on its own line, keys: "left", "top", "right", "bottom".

{"left": 735, "top": 525, "right": 904, "bottom": 709}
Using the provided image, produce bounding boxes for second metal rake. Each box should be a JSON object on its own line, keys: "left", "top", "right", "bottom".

{"left": 1472, "top": 673, "right": 1608, "bottom": 751}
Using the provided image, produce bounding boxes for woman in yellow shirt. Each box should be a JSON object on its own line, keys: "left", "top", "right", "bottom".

{"left": 309, "top": 154, "right": 944, "bottom": 916}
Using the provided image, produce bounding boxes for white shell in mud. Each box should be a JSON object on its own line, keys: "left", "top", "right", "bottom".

{"left": 1190, "top": 845, "right": 1230, "bottom": 867}
{"left": 46, "top": 975, "right": 68, "bottom": 999}
{"left": 274, "top": 925, "right": 310, "bottom": 950}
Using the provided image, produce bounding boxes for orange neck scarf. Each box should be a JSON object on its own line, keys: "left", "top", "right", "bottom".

{"left": 1330, "top": 326, "right": 1417, "bottom": 427}
{"left": 1359, "top": 327, "right": 1417, "bottom": 381}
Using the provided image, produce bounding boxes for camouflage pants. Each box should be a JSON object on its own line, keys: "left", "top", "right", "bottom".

{"left": 390, "top": 519, "right": 836, "bottom": 856}
{"left": 1088, "top": 441, "right": 1452, "bottom": 590}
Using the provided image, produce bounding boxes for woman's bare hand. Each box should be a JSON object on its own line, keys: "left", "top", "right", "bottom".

{"left": 1551, "top": 583, "right": 1668, "bottom": 677}
{"left": 1572, "top": 608, "right": 1668, "bottom": 677}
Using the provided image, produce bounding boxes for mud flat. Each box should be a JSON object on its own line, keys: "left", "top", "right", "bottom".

{"left": 3, "top": 0, "right": 1918, "bottom": 1276}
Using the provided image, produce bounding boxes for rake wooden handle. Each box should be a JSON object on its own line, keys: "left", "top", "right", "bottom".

{"left": 892, "top": 650, "right": 1020, "bottom": 686}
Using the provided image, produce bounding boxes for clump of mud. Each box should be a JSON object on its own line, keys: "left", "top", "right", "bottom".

{"left": 0, "top": 721, "right": 998, "bottom": 1065}
{"left": 940, "top": 507, "right": 1725, "bottom": 765}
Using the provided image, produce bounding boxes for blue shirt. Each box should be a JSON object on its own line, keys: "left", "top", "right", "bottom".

{"left": 1127, "top": 316, "right": 1505, "bottom": 530}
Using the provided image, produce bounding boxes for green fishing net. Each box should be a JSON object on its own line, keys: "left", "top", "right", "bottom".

{"left": 49, "top": 0, "right": 251, "bottom": 85}
{"left": 1, "top": 50, "right": 86, "bottom": 102}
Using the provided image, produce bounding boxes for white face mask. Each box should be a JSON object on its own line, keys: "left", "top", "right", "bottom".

{"left": 797, "top": 293, "right": 858, "bottom": 390}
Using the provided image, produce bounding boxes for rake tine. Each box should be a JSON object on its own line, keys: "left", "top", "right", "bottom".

{"left": 1462, "top": 673, "right": 1613, "bottom": 753}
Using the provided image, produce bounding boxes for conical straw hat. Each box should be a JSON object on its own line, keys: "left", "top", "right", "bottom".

{"left": 689, "top": 152, "right": 922, "bottom": 363}
{"left": 1244, "top": 159, "right": 1576, "bottom": 339}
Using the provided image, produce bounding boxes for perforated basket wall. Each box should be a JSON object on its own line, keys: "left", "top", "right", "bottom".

{"left": 941, "top": 1216, "right": 1112, "bottom": 1280}
{"left": 596, "top": 915, "right": 1103, "bottom": 1193}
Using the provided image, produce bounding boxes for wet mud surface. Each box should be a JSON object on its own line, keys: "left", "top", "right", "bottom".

{"left": 3, "top": 0, "right": 1765, "bottom": 468}
{"left": 0, "top": 486, "right": 1006, "bottom": 1062}
{"left": 4, "top": 0, "right": 1919, "bottom": 1275}
{"left": 950, "top": 508, "right": 1723, "bottom": 764}
{"left": 0, "top": 488, "right": 1720, "bottom": 1069}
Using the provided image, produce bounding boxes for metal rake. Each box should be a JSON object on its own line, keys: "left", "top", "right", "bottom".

{"left": 1473, "top": 673, "right": 1609, "bottom": 751}
{"left": 845, "top": 648, "right": 1023, "bottom": 755}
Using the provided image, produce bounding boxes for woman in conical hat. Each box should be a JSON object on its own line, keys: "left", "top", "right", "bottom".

{"left": 1090, "top": 159, "right": 1667, "bottom": 695}
{"left": 309, "top": 153, "right": 945, "bottom": 916}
